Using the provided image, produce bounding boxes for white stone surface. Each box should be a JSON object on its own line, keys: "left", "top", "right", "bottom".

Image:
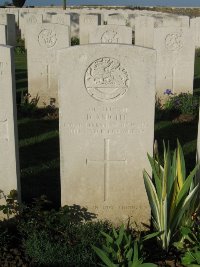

{"left": 107, "top": 13, "right": 127, "bottom": 26}
{"left": 0, "top": 45, "right": 20, "bottom": 219}
{"left": 89, "top": 25, "right": 132, "bottom": 44}
{"left": 79, "top": 14, "right": 101, "bottom": 44}
{"left": 27, "top": 23, "right": 70, "bottom": 107}
{"left": 58, "top": 44, "right": 156, "bottom": 226}
{"left": 154, "top": 27, "right": 195, "bottom": 99}
{"left": 135, "top": 16, "right": 154, "bottom": 48}
{"left": 191, "top": 17, "right": 200, "bottom": 48}
{"left": 23, "top": 13, "right": 43, "bottom": 46}
{"left": 0, "top": 14, "right": 16, "bottom": 46}
{"left": 0, "top": 25, "right": 7, "bottom": 44}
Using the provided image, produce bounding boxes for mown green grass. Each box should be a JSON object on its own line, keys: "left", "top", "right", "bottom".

{"left": 15, "top": 51, "right": 199, "bottom": 206}
{"left": 15, "top": 52, "right": 60, "bottom": 206}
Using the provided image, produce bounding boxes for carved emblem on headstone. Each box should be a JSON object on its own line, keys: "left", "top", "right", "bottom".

{"left": 85, "top": 57, "right": 129, "bottom": 102}
{"left": 38, "top": 29, "right": 57, "bottom": 48}
{"left": 101, "top": 30, "right": 119, "bottom": 43}
{"left": 165, "top": 33, "right": 183, "bottom": 51}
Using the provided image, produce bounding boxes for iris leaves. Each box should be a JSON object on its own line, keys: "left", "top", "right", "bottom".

{"left": 143, "top": 141, "right": 199, "bottom": 251}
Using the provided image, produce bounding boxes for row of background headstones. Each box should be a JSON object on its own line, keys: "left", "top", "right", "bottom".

{"left": 1, "top": 6, "right": 199, "bottom": 224}
{"left": 0, "top": 9, "right": 197, "bottom": 106}
{"left": 5, "top": 9, "right": 198, "bottom": 106}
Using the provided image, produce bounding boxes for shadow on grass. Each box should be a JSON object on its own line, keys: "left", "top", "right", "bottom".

{"left": 19, "top": 124, "right": 60, "bottom": 207}
{"left": 193, "top": 77, "right": 200, "bottom": 91}
{"left": 15, "top": 69, "right": 27, "bottom": 81}
{"left": 18, "top": 119, "right": 59, "bottom": 140}
{"left": 21, "top": 167, "right": 61, "bottom": 208}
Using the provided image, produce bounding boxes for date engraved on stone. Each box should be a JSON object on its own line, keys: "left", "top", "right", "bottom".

{"left": 101, "top": 30, "right": 119, "bottom": 43}
{"left": 38, "top": 29, "right": 57, "bottom": 48}
{"left": 85, "top": 57, "right": 129, "bottom": 102}
{"left": 165, "top": 33, "right": 183, "bottom": 51}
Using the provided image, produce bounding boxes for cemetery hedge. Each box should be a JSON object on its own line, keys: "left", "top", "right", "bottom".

{"left": 0, "top": 44, "right": 200, "bottom": 266}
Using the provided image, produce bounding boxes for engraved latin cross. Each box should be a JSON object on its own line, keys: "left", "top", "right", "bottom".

{"left": 86, "top": 138, "right": 127, "bottom": 201}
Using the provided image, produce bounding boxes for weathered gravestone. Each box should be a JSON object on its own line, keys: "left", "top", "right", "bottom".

{"left": 107, "top": 14, "right": 127, "bottom": 26}
{"left": 135, "top": 16, "right": 154, "bottom": 48}
{"left": 154, "top": 27, "right": 195, "bottom": 100}
{"left": 23, "top": 13, "right": 43, "bottom": 48}
{"left": 190, "top": 17, "right": 200, "bottom": 48}
{"left": 27, "top": 23, "right": 70, "bottom": 107}
{"left": 79, "top": 14, "right": 101, "bottom": 44}
{"left": 0, "top": 25, "right": 7, "bottom": 44}
{"left": 135, "top": 14, "right": 189, "bottom": 48}
{"left": 0, "top": 14, "right": 16, "bottom": 46}
{"left": 0, "top": 45, "right": 20, "bottom": 218}
{"left": 89, "top": 25, "right": 132, "bottom": 44}
{"left": 58, "top": 44, "right": 156, "bottom": 225}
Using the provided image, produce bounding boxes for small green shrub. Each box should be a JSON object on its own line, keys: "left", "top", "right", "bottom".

{"left": 175, "top": 212, "right": 200, "bottom": 266}
{"left": 163, "top": 93, "right": 199, "bottom": 116}
{"left": 19, "top": 92, "right": 39, "bottom": 117}
{"left": 195, "top": 48, "right": 200, "bottom": 58}
{"left": 19, "top": 199, "right": 111, "bottom": 266}
{"left": 71, "top": 37, "right": 79, "bottom": 46}
{"left": 93, "top": 224, "right": 158, "bottom": 267}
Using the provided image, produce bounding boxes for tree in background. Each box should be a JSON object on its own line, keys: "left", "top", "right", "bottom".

{"left": 12, "top": 0, "right": 26, "bottom": 7}
{"left": 63, "top": 0, "right": 67, "bottom": 9}
{"left": 12, "top": 0, "right": 67, "bottom": 8}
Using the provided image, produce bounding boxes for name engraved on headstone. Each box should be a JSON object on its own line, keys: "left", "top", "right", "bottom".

{"left": 38, "top": 29, "right": 57, "bottom": 48}
{"left": 101, "top": 30, "right": 119, "bottom": 43}
{"left": 86, "top": 138, "right": 127, "bottom": 201}
{"left": 85, "top": 57, "right": 129, "bottom": 102}
{"left": 66, "top": 106, "right": 147, "bottom": 135}
{"left": 165, "top": 33, "right": 183, "bottom": 52}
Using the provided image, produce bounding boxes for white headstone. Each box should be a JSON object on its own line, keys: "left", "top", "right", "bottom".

{"left": 27, "top": 23, "right": 70, "bottom": 107}
{"left": 154, "top": 27, "right": 195, "bottom": 100}
{"left": 79, "top": 14, "right": 101, "bottom": 44}
{"left": 0, "top": 45, "right": 20, "bottom": 218}
{"left": 135, "top": 16, "right": 154, "bottom": 48}
{"left": 89, "top": 25, "right": 132, "bottom": 44}
{"left": 107, "top": 13, "right": 127, "bottom": 26}
{"left": 0, "top": 25, "right": 7, "bottom": 45}
{"left": 0, "top": 14, "right": 16, "bottom": 46}
{"left": 23, "top": 13, "right": 43, "bottom": 47}
{"left": 58, "top": 44, "right": 156, "bottom": 226}
{"left": 191, "top": 17, "right": 200, "bottom": 48}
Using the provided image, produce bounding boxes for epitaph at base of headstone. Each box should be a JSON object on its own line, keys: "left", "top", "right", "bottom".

{"left": 0, "top": 45, "right": 20, "bottom": 219}
{"left": 58, "top": 44, "right": 156, "bottom": 226}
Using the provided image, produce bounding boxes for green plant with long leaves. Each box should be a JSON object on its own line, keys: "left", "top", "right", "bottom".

{"left": 143, "top": 141, "right": 199, "bottom": 252}
{"left": 92, "top": 224, "right": 158, "bottom": 267}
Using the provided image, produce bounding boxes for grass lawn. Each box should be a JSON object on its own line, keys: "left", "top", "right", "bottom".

{"left": 15, "top": 51, "right": 200, "bottom": 207}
